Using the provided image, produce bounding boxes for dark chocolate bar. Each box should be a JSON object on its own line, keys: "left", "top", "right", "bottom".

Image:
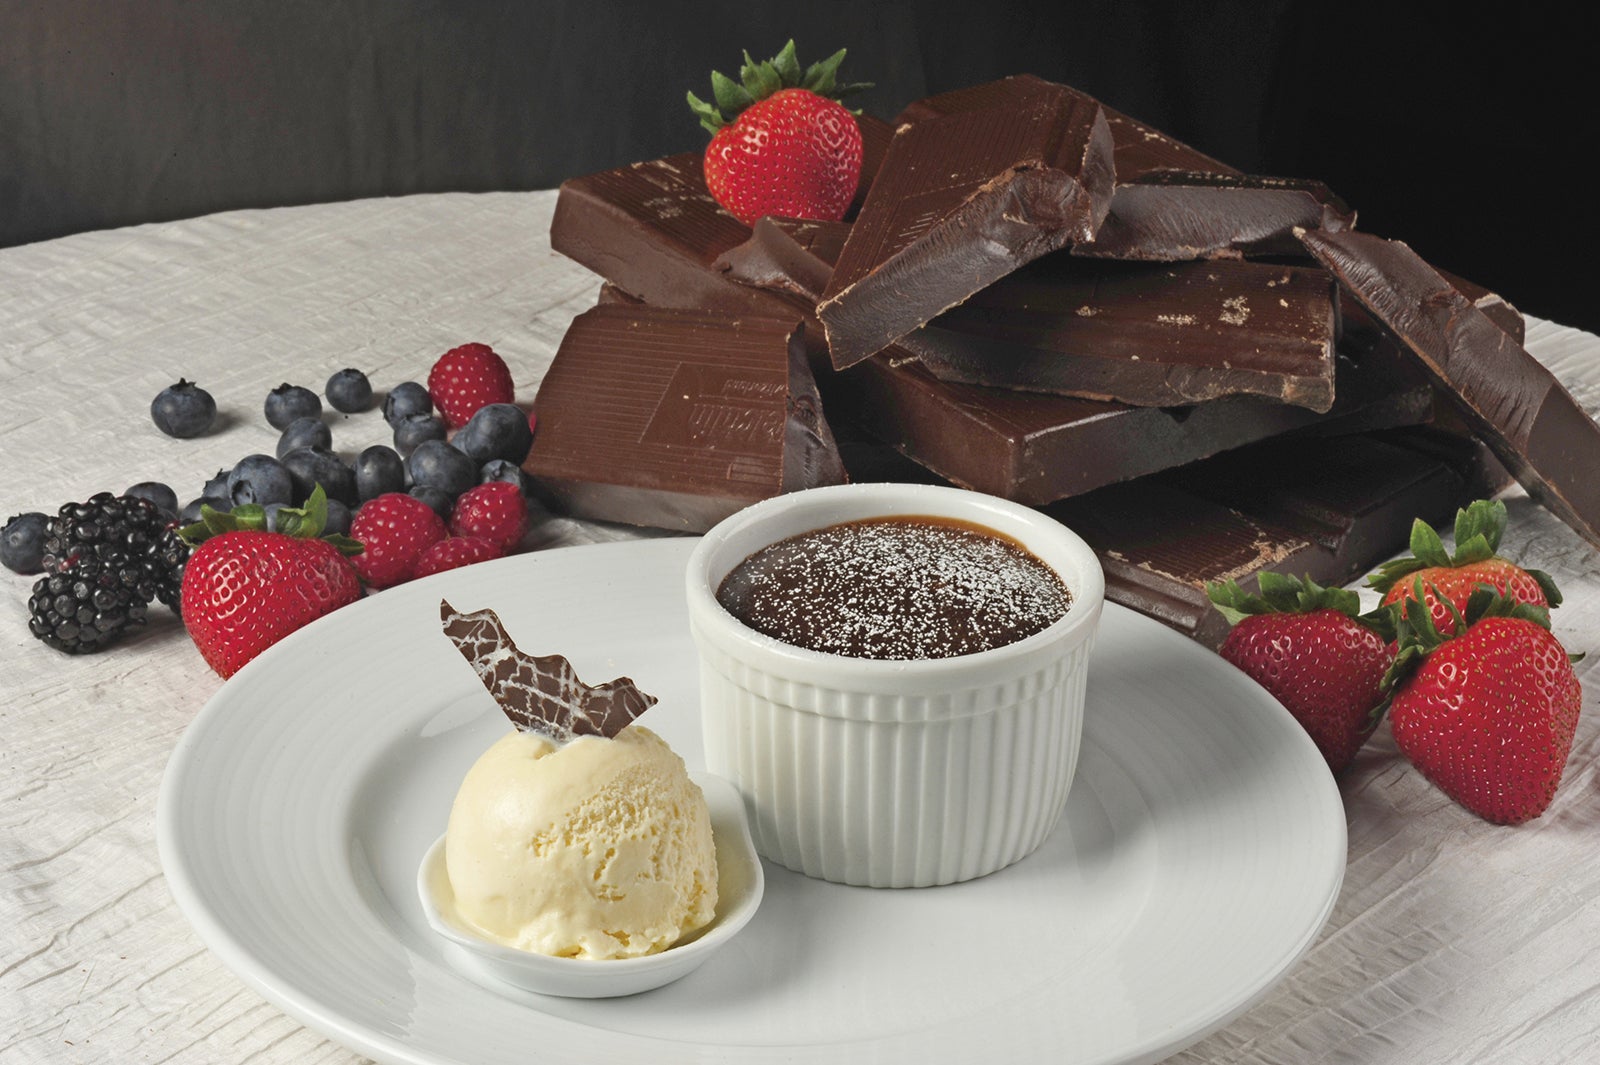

{"left": 521, "top": 305, "right": 845, "bottom": 531}
{"left": 1301, "top": 227, "right": 1600, "bottom": 552}
{"left": 905, "top": 254, "right": 1339, "bottom": 410}
{"left": 817, "top": 80, "right": 1116, "bottom": 368}
{"left": 897, "top": 74, "right": 1355, "bottom": 262}
{"left": 551, "top": 155, "right": 1431, "bottom": 505}
{"left": 1048, "top": 432, "right": 1486, "bottom": 647}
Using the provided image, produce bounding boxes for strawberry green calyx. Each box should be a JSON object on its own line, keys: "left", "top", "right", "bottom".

{"left": 686, "top": 40, "right": 872, "bottom": 134}
{"left": 1380, "top": 579, "right": 1572, "bottom": 695}
{"left": 178, "top": 485, "right": 363, "bottom": 556}
{"left": 1207, "top": 572, "right": 1395, "bottom": 640}
{"left": 1367, "top": 499, "right": 1562, "bottom": 605}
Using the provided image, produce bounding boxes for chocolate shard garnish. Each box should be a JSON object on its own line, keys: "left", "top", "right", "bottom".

{"left": 551, "top": 155, "right": 1429, "bottom": 505}
{"left": 1046, "top": 431, "right": 1489, "bottom": 648}
{"left": 1300, "top": 226, "right": 1600, "bottom": 552}
{"left": 817, "top": 80, "right": 1116, "bottom": 368}
{"left": 521, "top": 304, "right": 846, "bottom": 532}
{"left": 439, "top": 599, "right": 656, "bottom": 742}
{"left": 896, "top": 74, "right": 1354, "bottom": 262}
{"left": 900, "top": 254, "right": 1339, "bottom": 410}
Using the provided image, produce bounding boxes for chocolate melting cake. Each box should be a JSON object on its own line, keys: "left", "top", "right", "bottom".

{"left": 716, "top": 517, "right": 1071, "bottom": 659}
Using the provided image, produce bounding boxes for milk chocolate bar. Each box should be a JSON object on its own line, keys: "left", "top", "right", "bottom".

{"left": 521, "top": 305, "right": 845, "bottom": 531}
{"left": 906, "top": 254, "right": 1339, "bottom": 409}
{"left": 1048, "top": 432, "right": 1485, "bottom": 647}
{"left": 817, "top": 80, "right": 1116, "bottom": 368}
{"left": 899, "top": 75, "right": 1354, "bottom": 262}
{"left": 551, "top": 155, "right": 1430, "bottom": 505}
{"left": 1301, "top": 227, "right": 1600, "bottom": 552}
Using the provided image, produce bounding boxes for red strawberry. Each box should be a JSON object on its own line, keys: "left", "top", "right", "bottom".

{"left": 1385, "top": 587, "right": 1582, "bottom": 824}
{"left": 414, "top": 535, "right": 504, "bottom": 578}
{"left": 1368, "top": 499, "right": 1559, "bottom": 635}
{"left": 687, "top": 40, "right": 870, "bottom": 226}
{"left": 178, "top": 489, "right": 363, "bottom": 678}
{"left": 349, "top": 493, "right": 448, "bottom": 588}
{"left": 1209, "top": 573, "right": 1395, "bottom": 773}
{"left": 448, "top": 481, "right": 527, "bottom": 551}
{"left": 428, "top": 342, "right": 515, "bottom": 429}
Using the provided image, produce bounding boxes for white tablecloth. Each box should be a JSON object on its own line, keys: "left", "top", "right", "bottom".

{"left": 2, "top": 192, "right": 1598, "bottom": 1064}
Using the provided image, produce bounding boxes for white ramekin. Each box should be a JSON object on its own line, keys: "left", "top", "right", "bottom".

{"left": 685, "top": 483, "right": 1104, "bottom": 888}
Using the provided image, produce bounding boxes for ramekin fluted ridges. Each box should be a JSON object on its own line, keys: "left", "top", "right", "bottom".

{"left": 686, "top": 483, "right": 1104, "bottom": 888}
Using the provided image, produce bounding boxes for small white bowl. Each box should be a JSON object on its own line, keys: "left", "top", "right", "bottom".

{"left": 417, "top": 773, "right": 763, "bottom": 998}
{"left": 686, "top": 483, "right": 1105, "bottom": 889}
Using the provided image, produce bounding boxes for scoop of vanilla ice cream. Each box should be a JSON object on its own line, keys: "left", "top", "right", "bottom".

{"left": 444, "top": 725, "right": 718, "bottom": 960}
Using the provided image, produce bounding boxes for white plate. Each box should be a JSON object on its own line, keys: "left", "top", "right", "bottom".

{"left": 158, "top": 537, "right": 1345, "bottom": 1065}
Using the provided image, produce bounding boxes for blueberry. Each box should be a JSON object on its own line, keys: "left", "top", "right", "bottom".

{"left": 276, "top": 416, "right": 333, "bottom": 459}
{"left": 383, "top": 381, "right": 433, "bottom": 427}
{"left": 453, "top": 403, "right": 533, "bottom": 465}
{"left": 480, "top": 459, "right": 531, "bottom": 496}
{"left": 1, "top": 512, "right": 49, "bottom": 574}
{"left": 227, "top": 454, "right": 295, "bottom": 507}
{"left": 393, "top": 412, "right": 447, "bottom": 456}
{"left": 325, "top": 368, "right": 373, "bottom": 413}
{"left": 150, "top": 379, "right": 217, "bottom": 438}
{"left": 280, "top": 446, "right": 358, "bottom": 506}
{"left": 406, "top": 440, "right": 477, "bottom": 499}
{"left": 123, "top": 481, "right": 179, "bottom": 520}
{"left": 262, "top": 502, "right": 289, "bottom": 532}
{"left": 178, "top": 498, "right": 207, "bottom": 524}
{"left": 355, "top": 445, "right": 406, "bottom": 502}
{"left": 264, "top": 384, "right": 321, "bottom": 431}
{"left": 201, "top": 468, "right": 232, "bottom": 504}
{"left": 323, "top": 498, "right": 353, "bottom": 536}
{"left": 408, "top": 485, "right": 454, "bottom": 520}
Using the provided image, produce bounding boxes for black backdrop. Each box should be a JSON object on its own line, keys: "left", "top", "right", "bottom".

{"left": 3, "top": 2, "right": 1594, "bottom": 333}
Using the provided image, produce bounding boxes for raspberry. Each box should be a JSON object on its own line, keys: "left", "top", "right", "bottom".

{"left": 428, "top": 343, "right": 514, "bottom": 429}
{"left": 448, "top": 482, "right": 528, "bottom": 551}
{"left": 349, "top": 493, "right": 448, "bottom": 588}
{"left": 413, "top": 536, "right": 504, "bottom": 578}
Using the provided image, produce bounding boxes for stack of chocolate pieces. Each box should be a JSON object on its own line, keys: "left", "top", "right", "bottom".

{"left": 527, "top": 74, "right": 1600, "bottom": 647}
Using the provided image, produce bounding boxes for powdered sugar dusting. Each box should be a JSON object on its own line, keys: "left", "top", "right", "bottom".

{"left": 716, "top": 517, "right": 1072, "bottom": 660}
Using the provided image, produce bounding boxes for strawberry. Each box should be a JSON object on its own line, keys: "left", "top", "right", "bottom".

{"left": 1208, "top": 573, "right": 1396, "bottom": 773}
{"left": 1368, "top": 499, "right": 1559, "bottom": 635}
{"left": 414, "top": 535, "right": 504, "bottom": 578}
{"left": 687, "top": 40, "right": 871, "bottom": 226}
{"left": 349, "top": 493, "right": 448, "bottom": 588}
{"left": 428, "top": 342, "right": 515, "bottom": 429}
{"left": 178, "top": 487, "right": 363, "bottom": 678}
{"left": 1385, "top": 585, "right": 1582, "bottom": 824}
{"left": 448, "top": 481, "right": 527, "bottom": 551}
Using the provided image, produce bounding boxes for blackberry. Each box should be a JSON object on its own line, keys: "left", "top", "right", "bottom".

{"left": 39, "top": 492, "right": 189, "bottom": 614}
{"left": 29, "top": 560, "right": 150, "bottom": 654}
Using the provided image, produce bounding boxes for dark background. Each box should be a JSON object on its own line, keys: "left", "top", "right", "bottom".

{"left": 3, "top": 2, "right": 1594, "bottom": 333}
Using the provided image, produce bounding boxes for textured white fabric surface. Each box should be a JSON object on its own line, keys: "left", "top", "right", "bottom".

{"left": 2, "top": 193, "right": 1598, "bottom": 1064}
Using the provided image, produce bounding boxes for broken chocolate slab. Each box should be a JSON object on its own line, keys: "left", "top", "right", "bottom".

{"left": 897, "top": 73, "right": 1238, "bottom": 179}
{"left": 903, "top": 255, "right": 1339, "bottom": 410}
{"left": 553, "top": 155, "right": 1429, "bottom": 505}
{"left": 440, "top": 599, "right": 656, "bottom": 742}
{"left": 817, "top": 80, "right": 1116, "bottom": 368}
{"left": 1301, "top": 227, "right": 1600, "bottom": 552}
{"left": 725, "top": 218, "right": 1340, "bottom": 409}
{"left": 1073, "top": 170, "right": 1355, "bottom": 261}
{"left": 522, "top": 304, "right": 845, "bottom": 532}
{"left": 1047, "top": 432, "right": 1484, "bottom": 647}
{"left": 897, "top": 74, "right": 1354, "bottom": 261}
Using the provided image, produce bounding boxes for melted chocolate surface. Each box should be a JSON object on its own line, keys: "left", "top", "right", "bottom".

{"left": 716, "top": 516, "right": 1071, "bottom": 660}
